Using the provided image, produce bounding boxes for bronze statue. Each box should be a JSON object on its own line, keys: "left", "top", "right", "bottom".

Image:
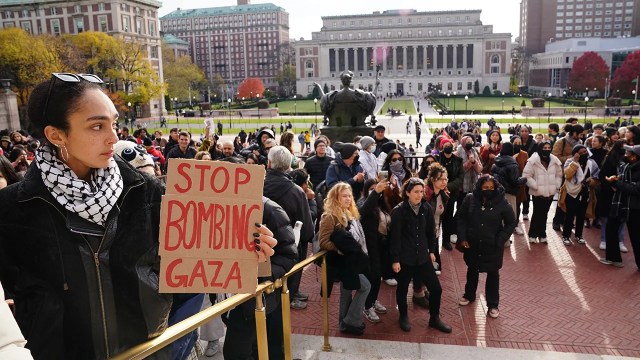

{"left": 313, "top": 71, "right": 376, "bottom": 127}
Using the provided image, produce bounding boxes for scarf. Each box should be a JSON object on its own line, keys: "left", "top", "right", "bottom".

{"left": 347, "top": 219, "right": 368, "bottom": 255}
{"left": 390, "top": 160, "right": 405, "bottom": 186}
{"left": 35, "top": 145, "right": 123, "bottom": 227}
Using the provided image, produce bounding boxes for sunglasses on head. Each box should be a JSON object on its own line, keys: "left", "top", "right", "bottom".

{"left": 42, "top": 73, "right": 104, "bottom": 122}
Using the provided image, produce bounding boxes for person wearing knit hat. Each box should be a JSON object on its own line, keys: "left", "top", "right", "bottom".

{"left": 358, "top": 136, "right": 379, "bottom": 180}
{"left": 326, "top": 142, "right": 366, "bottom": 201}
{"left": 314, "top": 138, "right": 326, "bottom": 150}
{"left": 559, "top": 143, "right": 598, "bottom": 246}
{"left": 439, "top": 137, "right": 452, "bottom": 150}
{"left": 491, "top": 141, "right": 527, "bottom": 239}
{"left": 304, "top": 138, "right": 333, "bottom": 189}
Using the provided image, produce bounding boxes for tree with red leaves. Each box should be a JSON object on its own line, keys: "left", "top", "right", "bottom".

{"left": 237, "top": 77, "right": 265, "bottom": 100}
{"left": 567, "top": 52, "right": 610, "bottom": 94}
{"left": 611, "top": 50, "right": 640, "bottom": 97}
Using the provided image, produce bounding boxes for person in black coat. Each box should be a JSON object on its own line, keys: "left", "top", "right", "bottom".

{"left": 438, "top": 138, "right": 464, "bottom": 250}
{"left": 491, "top": 142, "right": 526, "bottom": 237}
{"left": 356, "top": 178, "right": 391, "bottom": 322}
{"left": 389, "top": 178, "right": 452, "bottom": 334}
{"left": 223, "top": 196, "right": 298, "bottom": 360}
{"left": 456, "top": 175, "right": 517, "bottom": 319}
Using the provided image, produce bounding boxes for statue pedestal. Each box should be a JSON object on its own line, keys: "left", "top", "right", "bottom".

{"left": 319, "top": 125, "right": 374, "bottom": 143}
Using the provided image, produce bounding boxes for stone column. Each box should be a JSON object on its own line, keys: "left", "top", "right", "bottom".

{"left": 412, "top": 45, "right": 417, "bottom": 72}
{"left": 0, "top": 86, "right": 21, "bottom": 131}
{"left": 392, "top": 47, "right": 397, "bottom": 71}
{"left": 402, "top": 46, "right": 407, "bottom": 72}
{"left": 334, "top": 48, "right": 339, "bottom": 72}
{"left": 453, "top": 44, "right": 458, "bottom": 69}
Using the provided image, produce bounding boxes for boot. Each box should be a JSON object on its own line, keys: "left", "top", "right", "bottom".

{"left": 428, "top": 317, "right": 452, "bottom": 333}
{"left": 399, "top": 314, "right": 411, "bottom": 332}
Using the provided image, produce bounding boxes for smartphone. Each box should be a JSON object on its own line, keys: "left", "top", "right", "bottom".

{"left": 378, "top": 170, "right": 388, "bottom": 181}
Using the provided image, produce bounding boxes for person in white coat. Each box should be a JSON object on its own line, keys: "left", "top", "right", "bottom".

{"left": 0, "top": 282, "right": 34, "bottom": 360}
{"left": 523, "top": 141, "right": 563, "bottom": 243}
{"left": 358, "top": 136, "right": 379, "bottom": 180}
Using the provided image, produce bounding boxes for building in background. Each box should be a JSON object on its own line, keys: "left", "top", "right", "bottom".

{"left": 520, "top": 0, "right": 640, "bottom": 56}
{"left": 160, "top": 0, "right": 290, "bottom": 98}
{"left": 163, "top": 33, "right": 190, "bottom": 58}
{"left": 295, "top": 9, "right": 511, "bottom": 98}
{"left": 527, "top": 36, "right": 640, "bottom": 97}
{"left": 0, "top": 0, "right": 165, "bottom": 118}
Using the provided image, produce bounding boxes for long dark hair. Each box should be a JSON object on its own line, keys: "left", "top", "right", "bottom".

{"left": 0, "top": 154, "right": 23, "bottom": 186}
{"left": 382, "top": 149, "right": 411, "bottom": 178}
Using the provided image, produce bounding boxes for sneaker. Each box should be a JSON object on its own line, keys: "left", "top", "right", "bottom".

{"left": 599, "top": 242, "right": 606, "bottom": 250}
{"left": 435, "top": 270, "right": 442, "bottom": 276}
{"left": 504, "top": 240, "right": 512, "bottom": 247}
{"left": 450, "top": 234, "right": 458, "bottom": 244}
{"left": 514, "top": 227, "right": 524, "bottom": 235}
{"left": 523, "top": 214, "right": 529, "bottom": 221}
{"left": 488, "top": 308, "right": 500, "bottom": 318}
{"left": 292, "top": 292, "right": 309, "bottom": 301}
{"left": 373, "top": 300, "right": 387, "bottom": 314}
{"left": 384, "top": 278, "right": 398, "bottom": 286}
{"left": 528, "top": 237, "right": 537, "bottom": 244}
{"left": 458, "top": 297, "right": 471, "bottom": 306}
{"left": 620, "top": 243, "right": 629, "bottom": 253}
{"left": 363, "top": 307, "right": 380, "bottom": 323}
{"left": 599, "top": 258, "right": 624, "bottom": 268}
{"left": 205, "top": 340, "right": 220, "bottom": 357}
{"left": 539, "top": 237, "right": 548, "bottom": 244}
{"left": 290, "top": 299, "right": 307, "bottom": 310}
{"left": 562, "top": 237, "right": 571, "bottom": 246}
{"left": 576, "top": 237, "right": 586, "bottom": 245}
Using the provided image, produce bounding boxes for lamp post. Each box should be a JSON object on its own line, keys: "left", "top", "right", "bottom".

{"left": 501, "top": 92, "right": 505, "bottom": 111}
{"left": 293, "top": 95, "right": 297, "bottom": 116}
{"left": 453, "top": 91, "right": 457, "bottom": 120}
{"left": 584, "top": 96, "right": 589, "bottom": 122}
{"left": 632, "top": 89, "right": 637, "bottom": 121}
{"left": 464, "top": 95, "right": 468, "bottom": 119}
{"left": 314, "top": 98, "right": 318, "bottom": 129}
{"left": 563, "top": 91, "right": 567, "bottom": 107}
{"left": 227, "top": 98, "right": 232, "bottom": 129}
{"left": 446, "top": 92, "right": 450, "bottom": 108}
{"left": 548, "top": 92, "right": 552, "bottom": 122}
{"left": 127, "top": 102, "right": 132, "bottom": 124}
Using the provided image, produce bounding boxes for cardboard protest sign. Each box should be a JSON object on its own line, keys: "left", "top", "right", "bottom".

{"left": 159, "top": 159, "right": 266, "bottom": 294}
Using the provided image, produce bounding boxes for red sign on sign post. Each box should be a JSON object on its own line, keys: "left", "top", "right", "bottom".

{"left": 159, "top": 159, "right": 266, "bottom": 293}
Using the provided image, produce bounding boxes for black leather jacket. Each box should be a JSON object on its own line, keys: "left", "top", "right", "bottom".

{"left": 0, "top": 158, "right": 172, "bottom": 360}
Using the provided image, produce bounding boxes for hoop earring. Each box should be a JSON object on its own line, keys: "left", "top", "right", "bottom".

{"left": 55, "top": 144, "right": 69, "bottom": 162}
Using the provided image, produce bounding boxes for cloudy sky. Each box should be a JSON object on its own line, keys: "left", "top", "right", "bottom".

{"left": 158, "top": 0, "right": 521, "bottom": 41}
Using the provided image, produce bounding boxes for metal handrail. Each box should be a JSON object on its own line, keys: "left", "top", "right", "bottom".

{"left": 110, "top": 250, "right": 329, "bottom": 360}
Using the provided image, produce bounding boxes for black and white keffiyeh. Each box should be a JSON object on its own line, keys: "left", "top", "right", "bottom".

{"left": 35, "top": 145, "right": 123, "bottom": 227}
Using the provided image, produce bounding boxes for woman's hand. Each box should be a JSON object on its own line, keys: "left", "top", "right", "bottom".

{"left": 392, "top": 262, "right": 401, "bottom": 273}
{"left": 254, "top": 223, "right": 277, "bottom": 263}
{"left": 375, "top": 179, "right": 389, "bottom": 193}
{"left": 430, "top": 253, "right": 436, "bottom": 263}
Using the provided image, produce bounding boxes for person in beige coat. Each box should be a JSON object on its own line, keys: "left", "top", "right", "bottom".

{"left": 523, "top": 141, "right": 563, "bottom": 243}
{"left": 0, "top": 282, "right": 34, "bottom": 360}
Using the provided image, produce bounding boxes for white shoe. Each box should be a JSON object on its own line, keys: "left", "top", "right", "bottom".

{"left": 450, "top": 234, "right": 458, "bottom": 244}
{"left": 384, "top": 278, "right": 398, "bottom": 286}
{"left": 205, "top": 340, "right": 220, "bottom": 357}
{"left": 599, "top": 242, "right": 606, "bottom": 250}
{"left": 523, "top": 214, "right": 529, "bottom": 221}
{"left": 620, "top": 243, "right": 629, "bottom": 253}
{"left": 529, "top": 237, "right": 537, "bottom": 244}
{"left": 435, "top": 270, "right": 442, "bottom": 276}
{"left": 539, "top": 237, "right": 548, "bottom": 244}
{"left": 515, "top": 227, "right": 524, "bottom": 235}
{"left": 373, "top": 300, "right": 387, "bottom": 314}
{"left": 364, "top": 307, "right": 380, "bottom": 323}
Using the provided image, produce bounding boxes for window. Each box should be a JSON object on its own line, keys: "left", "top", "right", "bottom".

{"left": 492, "top": 82, "right": 497, "bottom": 90}
{"left": 21, "top": 9, "right": 29, "bottom": 17}
{"left": 122, "top": 15, "right": 130, "bottom": 32}
{"left": 149, "top": 21, "right": 156, "bottom": 36}
{"left": 51, "top": 19, "right": 60, "bottom": 35}
{"left": 75, "top": 5, "right": 81, "bottom": 13}
{"left": 20, "top": 21, "right": 32, "bottom": 34}
{"left": 98, "top": 3, "right": 105, "bottom": 11}
{"left": 150, "top": 45, "right": 158, "bottom": 58}
{"left": 50, "top": 8, "right": 57, "bottom": 15}
{"left": 490, "top": 54, "right": 500, "bottom": 74}
{"left": 75, "top": 17, "right": 84, "bottom": 33}
{"left": 467, "top": 82, "right": 472, "bottom": 90}
{"left": 98, "top": 15, "right": 108, "bottom": 32}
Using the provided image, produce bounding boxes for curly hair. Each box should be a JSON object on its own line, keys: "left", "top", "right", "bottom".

{"left": 324, "top": 182, "right": 359, "bottom": 227}
{"left": 426, "top": 162, "right": 447, "bottom": 187}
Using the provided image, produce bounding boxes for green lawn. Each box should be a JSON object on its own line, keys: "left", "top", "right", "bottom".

{"left": 379, "top": 99, "right": 417, "bottom": 115}
{"left": 436, "top": 97, "right": 567, "bottom": 111}
{"left": 269, "top": 100, "right": 320, "bottom": 114}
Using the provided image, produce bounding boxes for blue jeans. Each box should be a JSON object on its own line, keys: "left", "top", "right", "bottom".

{"left": 339, "top": 274, "right": 371, "bottom": 328}
{"left": 599, "top": 217, "right": 624, "bottom": 244}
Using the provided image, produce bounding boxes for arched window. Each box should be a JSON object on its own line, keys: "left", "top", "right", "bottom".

{"left": 305, "top": 60, "right": 314, "bottom": 69}
{"left": 491, "top": 54, "right": 500, "bottom": 74}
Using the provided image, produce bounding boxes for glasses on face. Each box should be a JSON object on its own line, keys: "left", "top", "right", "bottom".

{"left": 390, "top": 157, "right": 402, "bottom": 163}
{"left": 42, "top": 73, "right": 104, "bottom": 122}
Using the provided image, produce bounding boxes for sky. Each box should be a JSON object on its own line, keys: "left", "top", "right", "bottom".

{"left": 157, "top": 0, "right": 521, "bottom": 41}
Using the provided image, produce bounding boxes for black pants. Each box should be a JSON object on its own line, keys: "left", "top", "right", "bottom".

{"left": 464, "top": 268, "right": 500, "bottom": 309}
{"left": 222, "top": 303, "right": 284, "bottom": 360}
{"left": 365, "top": 239, "right": 383, "bottom": 309}
{"left": 563, "top": 195, "right": 588, "bottom": 239}
{"left": 522, "top": 187, "right": 530, "bottom": 215}
{"left": 380, "top": 238, "right": 395, "bottom": 281}
{"left": 606, "top": 210, "right": 640, "bottom": 268}
{"left": 529, "top": 196, "right": 553, "bottom": 238}
{"left": 396, "top": 262, "right": 441, "bottom": 318}
{"left": 441, "top": 192, "right": 459, "bottom": 245}
{"left": 288, "top": 240, "right": 308, "bottom": 297}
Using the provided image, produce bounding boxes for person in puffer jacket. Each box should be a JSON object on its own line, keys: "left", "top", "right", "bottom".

{"left": 491, "top": 142, "right": 527, "bottom": 239}
{"left": 523, "top": 141, "right": 562, "bottom": 243}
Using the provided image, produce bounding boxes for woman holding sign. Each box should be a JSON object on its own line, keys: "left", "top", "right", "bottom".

{"left": 0, "top": 74, "right": 279, "bottom": 360}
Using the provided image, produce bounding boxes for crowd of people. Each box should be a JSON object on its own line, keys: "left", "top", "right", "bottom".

{"left": 1, "top": 73, "right": 639, "bottom": 360}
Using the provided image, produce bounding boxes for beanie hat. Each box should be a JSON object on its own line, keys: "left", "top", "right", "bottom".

{"left": 605, "top": 127, "right": 617, "bottom": 138}
{"left": 359, "top": 136, "right": 375, "bottom": 151}
{"left": 114, "top": 140, "right": 154, "bottom": 170}
{"left": 500, "top": 142, "right": 514, "bottom": 156}
{"left": 439, "top": 137, "right": 452, "bottom": 149}
{"left": 290, "top": 169, "right": 309, "bottom": 186}
{"left": 571, "top": 144, "right": 587, "bottom": 155}
{"left": 1, "top": 136, "right": 10, "bottom": 143}
{"left": 142, "top": 137, "right": 153, "bottom": 147}
{"left": 313, "top": 139, "right": 326, "bottom": 149}
{"left": 339, "top": 143, "right": 359, "bottom": 159}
